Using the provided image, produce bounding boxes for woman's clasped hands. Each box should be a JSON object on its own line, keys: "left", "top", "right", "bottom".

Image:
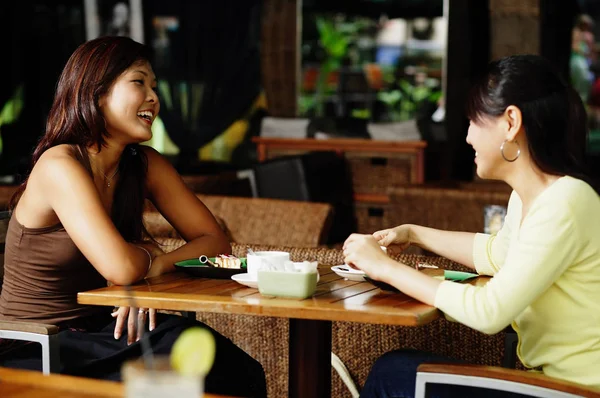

{"left": 343, "top": 233, "right": 391, "bottom": 280}
{"left": 343, "top": 225, "right": 412, "bottom": 281}
{"left": 372, "top": 224, "right": 412, "bottom": 250}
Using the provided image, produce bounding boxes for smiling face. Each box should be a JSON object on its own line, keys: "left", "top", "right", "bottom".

{"left": 99, "top": 60, "right": 159, "bottom": 145}
{"left": 466, "top": 115, "right": 509, "bottom": 180}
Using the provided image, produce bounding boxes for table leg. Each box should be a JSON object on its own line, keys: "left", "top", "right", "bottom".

{"left": 289, "top": 318, "right": 332, "bottom": 398}
{"left": 183, "top": 311, "right": 196, "bottom": 321}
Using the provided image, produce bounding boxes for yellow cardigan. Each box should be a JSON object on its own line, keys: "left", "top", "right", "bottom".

{"left": 434, "top": 176, "right": 600, "bottom": 388}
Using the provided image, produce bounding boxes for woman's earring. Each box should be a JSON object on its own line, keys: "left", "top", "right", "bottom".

{"left": 130, "top": 146, "right": 138, "bottom": 156}
{"left": 500, "top": 139, "right": 520, "bottom": 162}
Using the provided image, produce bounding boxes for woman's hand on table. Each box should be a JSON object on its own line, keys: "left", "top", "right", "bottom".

{"left": 373, "top": 225, "right": 412, "bottom": 251}
{"left": 343, "top": 233, "right": 395, "bottom": 280}
{"left": 112, "top": 306, "right": 157, "bottom": 345}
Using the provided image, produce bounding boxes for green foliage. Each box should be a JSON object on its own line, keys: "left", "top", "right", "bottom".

{"left": 351, "top": 108, "right": 371, "bottom": 119}
{"left": 313, "top": 17, "right": 352, "bottom": 116}
{"left": 299, "top": 94, "right": 317, "bottom": 116}
{"left": 316, "top": 18, "right": 348, "bottom": 61}
{"left": 0, "top": 84, "right": 25, "bottom": 155}
{"left": 377, "top": 78, "right": 441, "bottom": 121}
{"left": 0, "top": 85, "right": 24, "bottom": 127}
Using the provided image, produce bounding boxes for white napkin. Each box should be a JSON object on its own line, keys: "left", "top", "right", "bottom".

{"left": 292, "top": 261, "right": 318, "bottom": 273}
{"left": 263, "top": 260, "right": 318, "bottom": 273}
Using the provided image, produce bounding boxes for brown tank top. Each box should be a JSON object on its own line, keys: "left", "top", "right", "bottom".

{"left": 0, "top": 215, "right": 110, "bottom": 326}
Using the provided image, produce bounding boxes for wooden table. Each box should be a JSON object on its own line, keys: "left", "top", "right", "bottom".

{"left": 78, "top": 266, "right": 443, "bottom": 398}
{"left": 0, "top": 367, "right": 230, "bottom": 398}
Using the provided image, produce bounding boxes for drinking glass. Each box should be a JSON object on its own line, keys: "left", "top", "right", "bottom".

{"left": 122, "top": 356, "right": 204, "bottom": 398}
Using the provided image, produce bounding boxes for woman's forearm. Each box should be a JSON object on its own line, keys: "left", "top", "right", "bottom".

{"left": 378, "top": 257, "right": 442, "bottom": 306}
{"left": 149, "top": 235, "right": 232, "bottom": 277}
{"left": 409, "top": 225, "right": 476, "bottom": 270}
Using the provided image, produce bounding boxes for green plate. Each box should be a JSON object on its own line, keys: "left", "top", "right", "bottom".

{"left": 174, "top": 257, "right": 247, "bottom": 279}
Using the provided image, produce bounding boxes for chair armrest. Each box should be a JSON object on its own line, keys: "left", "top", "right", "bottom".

{"left": 417, "top": 364, "right": 600, "bottom": 397}
{"left": 0, "top": 320, "right": 59, "bottom": 335}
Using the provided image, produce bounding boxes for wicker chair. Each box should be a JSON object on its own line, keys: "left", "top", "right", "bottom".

{"left": 155, "top": 239, "right": 511, "bottom": 398}
{"left": 144, "top": 195, "right": 333, "bottom": 248}
{"left": 387, "top": 182, "right": 511, "bottom": 233}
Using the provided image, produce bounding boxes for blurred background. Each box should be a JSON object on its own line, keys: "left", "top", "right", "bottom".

{"left": 1, "top": 0, "right": 598, "bottom": 183}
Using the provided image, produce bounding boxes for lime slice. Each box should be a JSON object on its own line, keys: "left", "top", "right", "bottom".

{"left": 170, "top": 327, "right": 216, "bottom": 376}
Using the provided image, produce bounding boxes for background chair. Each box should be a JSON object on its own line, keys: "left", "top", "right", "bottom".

{"left": 145, "top": 195, "right": 334, "bottom": 248}
{"left": 252, "top": 151, "right": 356, "bottom": 244}
{"left": 0, "top": 210, "right": 60, "bottom": 374}
{"left": 415, "top": 363, "right": 600, "bottom": 398}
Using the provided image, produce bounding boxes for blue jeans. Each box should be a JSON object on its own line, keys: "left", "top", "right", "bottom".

{"left": 360, "top": 349, "right": 529, "bottom": 398}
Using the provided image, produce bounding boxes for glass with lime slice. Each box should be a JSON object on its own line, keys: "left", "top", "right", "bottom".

{"left": 122, "top": 327, "right": 216, "bottom": 398}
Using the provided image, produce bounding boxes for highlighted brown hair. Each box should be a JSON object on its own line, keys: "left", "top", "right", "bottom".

{"left": 11, "top": 36, "right": 153, "bottom": 241}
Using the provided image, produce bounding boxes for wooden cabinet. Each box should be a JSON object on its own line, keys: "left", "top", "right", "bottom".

{"left": 253, "top": 137, "right": 427, "bottom": 234}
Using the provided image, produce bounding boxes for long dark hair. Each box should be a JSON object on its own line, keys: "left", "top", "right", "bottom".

{"left": 11, "top": 36, "right": 152, "bottom": 241}
{"left": 466, "top": 54, "right": 598, "bottom": 194}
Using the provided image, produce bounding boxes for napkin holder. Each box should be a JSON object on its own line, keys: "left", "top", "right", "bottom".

{"left": 257, "top": 270, "right": 318, "bottom": 299}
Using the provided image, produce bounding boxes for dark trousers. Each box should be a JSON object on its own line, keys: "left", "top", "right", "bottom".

{"left": 1, "top": 313, "right": 267, "bottom": 398}
{"left": 360, "top": 349, "right": 529, "bottom": 398}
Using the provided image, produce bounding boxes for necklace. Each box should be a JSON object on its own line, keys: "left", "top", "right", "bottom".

{"left": 97, "top": 167, "right": 119, "bottom": 188}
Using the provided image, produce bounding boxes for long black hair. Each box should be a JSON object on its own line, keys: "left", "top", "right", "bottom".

{"left": 11, "top": 36, "right": 151, "bottom": 241}
{"left": 466, "top": 54, "right": 598, "bottom": 194}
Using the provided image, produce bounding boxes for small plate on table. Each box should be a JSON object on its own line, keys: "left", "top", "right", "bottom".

{"left": 231, "top": 273, "right": 258, "bottom": 289}
{"left": 174, "top": 257, "right": 247, "bottom": 279}
{"left": 331, "top": 265, "right": 366, "bottom": 282}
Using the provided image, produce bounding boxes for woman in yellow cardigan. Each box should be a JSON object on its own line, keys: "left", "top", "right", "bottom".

{"left": 344, "top": 55, "right": 600, "bottom": 397}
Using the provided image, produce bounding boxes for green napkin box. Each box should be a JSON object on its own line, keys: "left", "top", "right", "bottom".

{"left": 257, "top": 270, "right": 318, "bottom": 299}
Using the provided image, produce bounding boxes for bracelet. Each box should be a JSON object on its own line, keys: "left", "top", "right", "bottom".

{"left": 135, "top": 245, "right": 153, "bottom": 275}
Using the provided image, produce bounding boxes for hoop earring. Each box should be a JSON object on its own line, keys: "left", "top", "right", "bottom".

{"left": 500, "top": 139, "right": 520, "bottom": 162}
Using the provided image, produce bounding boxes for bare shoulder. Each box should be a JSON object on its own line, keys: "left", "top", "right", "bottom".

{"left": 141, "top": 145, "right": 169, "bottom": 166}
{"left": 18, "top": 145, "right": 91, "bottom": 227}
{"left": 141, "top": 145, "right": 180, "bottom": 181}
{"left": 35, "top": 145, "right": 79, "bottom": 166}
{"left": 30, "top": 145, "right": 87, "bottom": 182}
{"left": 140, "top": 145, "right": 193, "bottom": 205}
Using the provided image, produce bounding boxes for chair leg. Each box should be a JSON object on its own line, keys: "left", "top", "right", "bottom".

{"left": 41, "top": 334, "right": 61, "bottom": 374}
{"left": 331, "top": 352, "right": 359, "bottom": 397}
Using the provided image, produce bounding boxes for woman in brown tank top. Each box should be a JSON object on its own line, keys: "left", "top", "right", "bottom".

{"left": 0, "top": 36, "right": 266, "bottom": 397}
